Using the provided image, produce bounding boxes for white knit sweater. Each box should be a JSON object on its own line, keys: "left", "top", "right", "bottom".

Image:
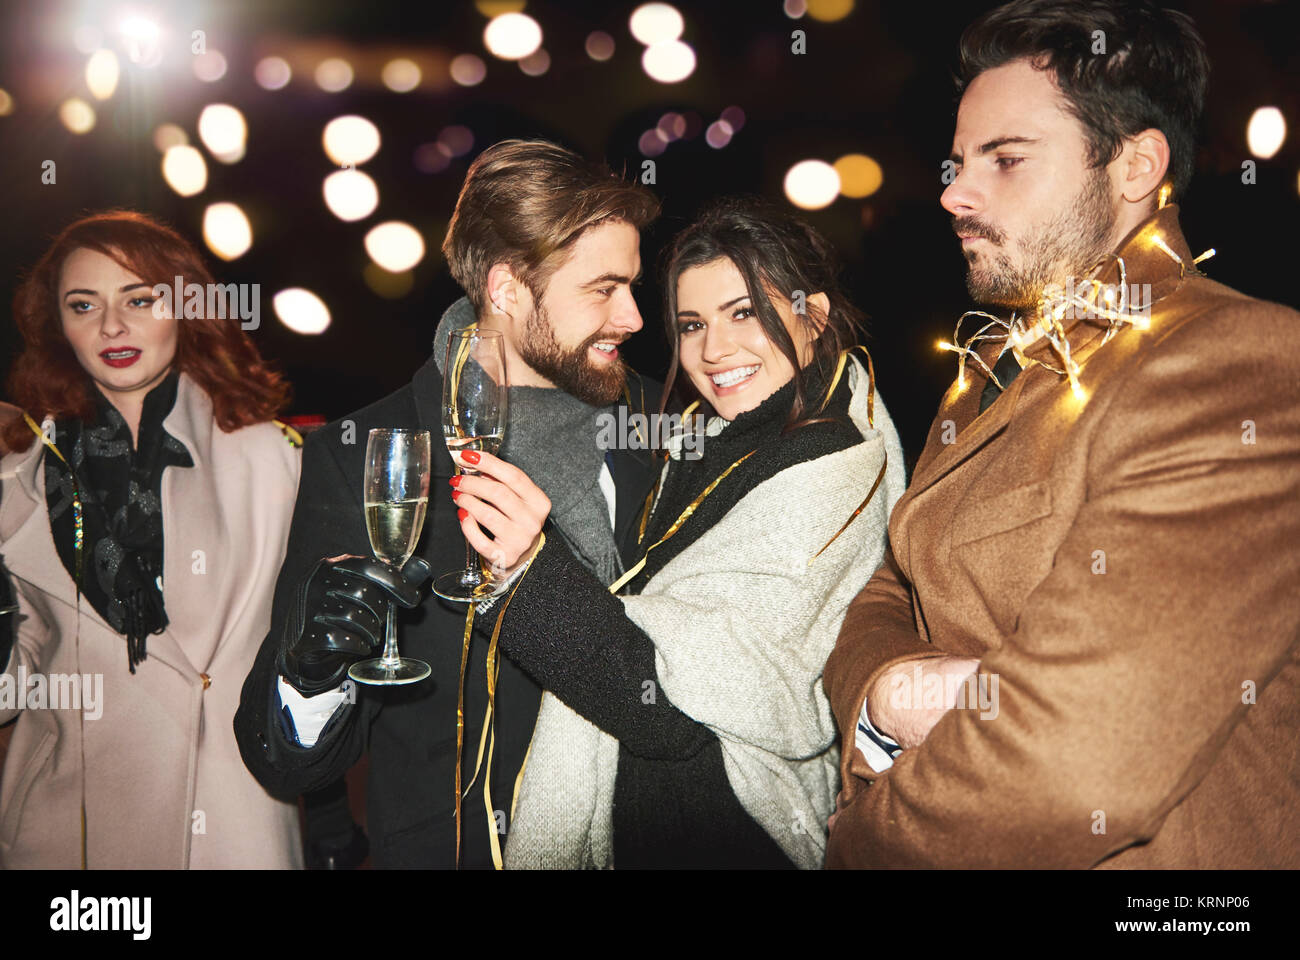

{"left": 504, "top": 357, "right": 907, "bottom": 869}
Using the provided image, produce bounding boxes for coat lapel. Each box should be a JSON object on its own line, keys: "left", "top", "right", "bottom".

{"left": 907, "top": 364, "right": 1028, "bottom": 499}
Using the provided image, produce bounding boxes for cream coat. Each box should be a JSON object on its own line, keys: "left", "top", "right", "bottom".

{"left": 0, "top": 374, "right": 303, "bottom": 868}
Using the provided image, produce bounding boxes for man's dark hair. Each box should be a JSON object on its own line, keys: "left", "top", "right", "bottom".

{"left": 957, "top": 0, "right": 1209, "bottom": 199}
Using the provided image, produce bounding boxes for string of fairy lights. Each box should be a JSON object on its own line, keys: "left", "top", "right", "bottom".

{"left": 937, "top": 187, "right": 1217, "bottom": 403}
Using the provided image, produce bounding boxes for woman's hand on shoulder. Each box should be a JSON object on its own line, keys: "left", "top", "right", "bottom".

{"left": 448, "top": 449, "right": 550, "bottom": 576}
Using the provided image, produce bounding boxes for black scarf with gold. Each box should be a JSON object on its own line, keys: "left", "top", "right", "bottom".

{"left": 43, "top": 372, "right": 195, "bottom": 672}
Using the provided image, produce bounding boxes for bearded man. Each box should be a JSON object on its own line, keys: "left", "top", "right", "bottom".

{"left": 825, "top": 0, "right": 1300, "bottom": 868}
{"left": 235, "top": 139, "right": 663, "bottom": 868}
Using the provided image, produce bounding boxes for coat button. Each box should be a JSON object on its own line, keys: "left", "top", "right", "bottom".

{"left": 200, "top": 673, "right": 211, "bottom": 689}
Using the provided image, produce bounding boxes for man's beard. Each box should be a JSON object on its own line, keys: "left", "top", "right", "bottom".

{"left": 516, "top": 297, "right": 627, "bottom": 406}
{"left": 957, "top": 167, "right": 1118, "bottom": 310}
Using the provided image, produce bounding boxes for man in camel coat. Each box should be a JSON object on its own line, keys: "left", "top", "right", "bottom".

{"left": 824, "top": 0, "right": 1300, "bottom": 868}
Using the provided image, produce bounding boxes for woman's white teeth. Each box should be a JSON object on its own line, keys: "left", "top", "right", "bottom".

{"left": 711, "top": 365, "right": 758, "bottom": 387}
{"left": 592, "top": 343, "right": 616, "bottom": 353}
{"left": 104, "top": 350, "right": 138, "bottom": 358}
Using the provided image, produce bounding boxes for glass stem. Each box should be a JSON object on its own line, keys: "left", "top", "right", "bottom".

{"left": 379, "top": 599, "right": 399, "bottom": 666}
{"left": 459, "top": 464, "right": 482, "bottom": 585}
{"left": 464, "top": 541, "right": 480, "bottom": 584}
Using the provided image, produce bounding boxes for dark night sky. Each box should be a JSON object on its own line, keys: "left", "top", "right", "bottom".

{"left": 1, "top": 0, "right": 1296, "bottom": 468}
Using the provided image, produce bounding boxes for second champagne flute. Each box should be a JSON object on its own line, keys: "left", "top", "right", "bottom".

{"left": 350, "top": 427, "right": 433, "bottom": 685}
{"left": 434, "top": 327, "right": 509, "bottom": 602}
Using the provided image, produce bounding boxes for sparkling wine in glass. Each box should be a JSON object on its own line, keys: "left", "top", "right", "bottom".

{"left": 349, "top": 428, "right": 433, "bottom": 685}
{"left": 433, "top": 328, "right": 509, "bottom": 603}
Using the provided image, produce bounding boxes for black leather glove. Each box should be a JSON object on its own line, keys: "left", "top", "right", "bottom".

{"left": 279, "top": 555, "right": 432, "bottom": 696}
{"left": 0, "top": 561, "right": 17, "bottom": 671}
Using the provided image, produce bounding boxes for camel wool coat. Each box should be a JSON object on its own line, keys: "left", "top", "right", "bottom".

{"left": 0, "top": 374, "right": 303, "bottom": 868}
{"left": 824, "top": 204, "right": 1300, "bottom": 868}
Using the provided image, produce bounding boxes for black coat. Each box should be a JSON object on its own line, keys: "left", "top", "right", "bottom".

{"left": 234, "top": 354, "right": 661, "bottom": 868}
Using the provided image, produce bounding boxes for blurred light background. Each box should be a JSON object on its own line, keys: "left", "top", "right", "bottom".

{"left": 0, "top": 0, "right": 1296, "bottom": 464}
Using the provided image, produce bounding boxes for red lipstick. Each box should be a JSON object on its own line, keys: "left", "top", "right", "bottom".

{"left": 100, "top": 347, "right": 142, "bottom": 368}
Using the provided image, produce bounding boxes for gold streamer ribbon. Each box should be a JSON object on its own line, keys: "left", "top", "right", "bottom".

{"left": 23, "top": 412, "right": 88, "bottom": 869}
{"left": 453, "top": 601, "right": 474, "bottom": 867}
{"left": 607, "top": 449, "right": 758, "bottom": 595}
{"left": 456, "top": 531, "right": 548, "bottom": 869}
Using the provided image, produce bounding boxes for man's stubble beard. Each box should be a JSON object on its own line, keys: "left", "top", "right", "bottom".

{"left": 516, "top": 296, "right": 627, "bottom": 407}
{"left": 963, "top": 166, "right": 1118, "bottom": 311}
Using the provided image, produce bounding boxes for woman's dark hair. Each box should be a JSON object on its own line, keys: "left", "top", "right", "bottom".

{"left": 3, "top": 209, "right": 290, "bottom": 453}
{"left": 660, "top": 197, "right": 866, "bottom": 429}
{"left": 957, "top": 0, "right": 1208, "bottom": 200}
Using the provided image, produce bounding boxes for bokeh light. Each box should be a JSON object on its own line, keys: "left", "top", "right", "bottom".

{"left": 323, "top": 115, "right": 381, "bottom": 166}
{"left": 274, "top": 288, "right": 331, "bottom": 334}
{"left": 450, "top": 54, "right": 487, "bottom": 86}
{"left": 586, "top": 31, "right": 615, "bottom": 61}
{"left": 834, "top": 153, "right": 883, "bottom": 198}
{"left": 162, "top": 145, "right": 208, "bottom": 196}
{"left": 255, "top": 56, "right": 292, "bottom": 90}
{"left": 1247, "top": 106, "right": 1286, "bottom": 160}
{"left": 642, "top": 40, "right": 695, "bottom": 83}
{"left": 315, "top": 58, "right": 354, "bottom": 92}
{"left": 59, "top": 97, "right": 95, "bottom": 134}
{"left": 806, "top": 0, "right": 855, "bottom": 22}
{"left": 323, "top": 168, "right": 379, "bottom": 221}
{"left": 720, "top": 105, "right": 746, "bottom": 131}
{"left": 85, "top": 49, "right": 119, "bottom": 100}
{"left": 365, "top": 222, "right": 425, "bottom": 272}
{"left": 203, "top": 202, "right": 253, "bottom": 260}
{"left": 0, "top": 89, "right": 14, "bottom": 116}
{"left": 705, "top": 120, "right": 734, "bottom": 149}
{"left": 438, "top": 125, "right": 475, "bottom": 156}
{"left": 193, "top": 50, "right": 228, "bottom": 82}
{"left": 474, "top": 0, "right": 526, "bottom": 14}
{"left": 152, "top": 123, "right": 188, "bottom": 151}
{"left": 198, "top": 103, "right": 248, "bottom": 163}
{"left": 414, "top": 143, "right": 452, "bottom": 174}
{"left": 784, "top": 160, "right": 841, "bottom": 209}
{"left": 484, "top": 12, "right": 542, "bottom": 60}
{"left": 520, "top": 48, "right": 550, "bottom": 76}
{"left": 119, "top": 16, "right": 162, "bottom": 67}
{"left": 630, "top": 4, "right": 684, "bottom": 45}
{"left": 638, "top": 129, "right": 668, "bottom": 157}
{"left": 363, "top": 263, "right": 416, "bottom": 299}
{"left": 382, "top": 58, "right": 422, "bottom": 92}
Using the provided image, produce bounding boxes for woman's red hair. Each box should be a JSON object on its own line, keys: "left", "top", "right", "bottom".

{"left": 2, "top": 209, "right": 289, "bottom": 453}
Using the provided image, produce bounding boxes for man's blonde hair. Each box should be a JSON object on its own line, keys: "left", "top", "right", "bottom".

{"left": 442, "top": 139, "right": 660, "bottom": 314}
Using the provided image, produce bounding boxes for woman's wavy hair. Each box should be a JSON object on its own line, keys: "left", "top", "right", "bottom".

{"left": 3, "top": 210, "right": 289, "bottom": 453}
{"left": 660, "top": 197, "right": 867, "bottom": 428}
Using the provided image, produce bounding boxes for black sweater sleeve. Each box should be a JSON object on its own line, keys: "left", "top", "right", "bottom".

{"left": 496, "top": 532, "right": 715, "bottom": 760}
{"left": 233, "top": 431, "right": 380, "bottom": 800}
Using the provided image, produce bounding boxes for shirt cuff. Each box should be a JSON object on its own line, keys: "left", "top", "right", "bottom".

{"left": 277, "top": 676, "right": 348, "bottom": 747}
{"left": 855, "top": 695, "right": 902, "bottom": 773}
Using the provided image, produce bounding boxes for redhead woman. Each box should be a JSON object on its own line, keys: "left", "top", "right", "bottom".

{"left": 449, "top": 198, "right": 908, "bottom": 868}
{"left": 0, "top": 211, "right": 303, "bottom": 868}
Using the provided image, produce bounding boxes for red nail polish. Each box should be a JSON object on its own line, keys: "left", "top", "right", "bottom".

{"left": 451, "top": 490, "right": 460, "bottom": 501}
{"left": 462, "top": 450, "right": 481, "bottom": 465}
{"left": 449, "top": 476, "right": 461, "bottom": 487}
{"left": 457, "top": 507, "right": 468, "bottom": 521}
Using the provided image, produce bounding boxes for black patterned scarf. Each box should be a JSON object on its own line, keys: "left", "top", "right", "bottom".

{"left": 43, "top": 372, "right": 195, "bottom": 672}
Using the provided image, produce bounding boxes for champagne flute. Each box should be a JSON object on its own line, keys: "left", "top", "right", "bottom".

{"left": 433, "top": 328, "right": 509, "bottom": 603}
{"left": 349, "top": 428, "right": 433, "bottom": 685}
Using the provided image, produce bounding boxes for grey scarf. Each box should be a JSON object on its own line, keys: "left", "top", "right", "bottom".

{"left": 433, "top": 298, "right": 623, "bottom": 584}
